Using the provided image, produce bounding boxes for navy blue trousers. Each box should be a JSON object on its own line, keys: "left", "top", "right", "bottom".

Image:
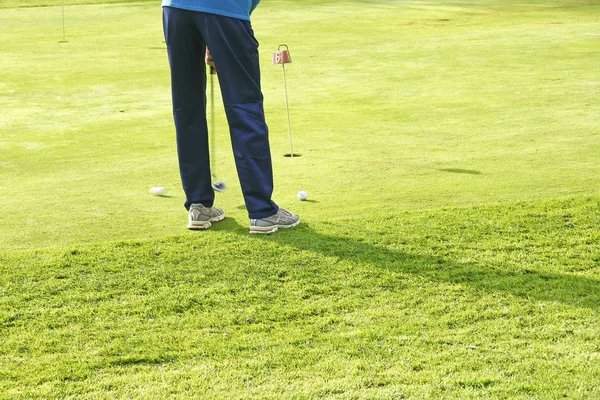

{"left": 163, "top": 7, "right": 278, "bottom": 219}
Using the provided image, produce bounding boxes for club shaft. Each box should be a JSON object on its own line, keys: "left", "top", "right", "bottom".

{"left": 210, "top": 67, "right": 216, "bottom": 177}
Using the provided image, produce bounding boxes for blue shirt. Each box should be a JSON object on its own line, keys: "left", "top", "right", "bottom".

{"left": 162, "top": 0, "right": 260, "bottom": 21}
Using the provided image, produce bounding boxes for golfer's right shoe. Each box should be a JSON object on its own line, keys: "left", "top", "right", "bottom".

{"left": 188, "top": 203, "right": 225, "bottom": 230}
{"left": 249, "top": 208, "right": 300, "bottom": 234}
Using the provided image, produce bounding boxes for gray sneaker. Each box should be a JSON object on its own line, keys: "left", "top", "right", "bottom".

{"left": 249, "top": 208, "right": 300, "bottom": 234}
{"left": 188, "top": 203, "right": 225, "bottom": 230}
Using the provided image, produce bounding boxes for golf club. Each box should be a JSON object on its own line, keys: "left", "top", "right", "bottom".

{"left": 209, "top": 65, "right": 226, "bottom": 192}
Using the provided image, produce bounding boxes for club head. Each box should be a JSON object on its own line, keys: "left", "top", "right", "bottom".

{"left": 212, "top": 180, "right": 226, "bottom": 192}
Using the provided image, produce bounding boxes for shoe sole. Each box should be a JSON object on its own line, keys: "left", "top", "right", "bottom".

{"left": 188, "top": 213, "right": 225, "bottom": 230}
{"left": 249, "top": 219, "right": 300, "bottom": 234}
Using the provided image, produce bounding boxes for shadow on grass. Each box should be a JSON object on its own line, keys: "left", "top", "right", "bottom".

{"left": 438, "top": 168, "right": 482, "bottom": 175}
{"left": 229, "top": 222, "right": 599, "bottom": 310}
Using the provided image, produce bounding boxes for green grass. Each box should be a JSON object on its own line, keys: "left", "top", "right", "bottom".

{"left": 1, "top": 0, "right": 599, "bottom": 250}
{"left": 2, "top": 197, "right": 600, "bottom": 398}
{"left": 1, "top": 0, "right": 600, "bottom": 398}
{"left": 0, "top": 0, "right": 150, "bottom": 7}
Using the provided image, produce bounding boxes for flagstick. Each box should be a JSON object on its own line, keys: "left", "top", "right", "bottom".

{"left": 60, "top": 0, "right": 66, "bottom": 43}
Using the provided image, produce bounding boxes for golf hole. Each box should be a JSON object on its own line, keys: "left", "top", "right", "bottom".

{"left": 284, "top": 153, "right": 302, "bottom": 157}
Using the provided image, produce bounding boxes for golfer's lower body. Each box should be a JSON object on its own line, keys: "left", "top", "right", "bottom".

{"left": 162, "top": 7, "right": 299, "bottom": 234}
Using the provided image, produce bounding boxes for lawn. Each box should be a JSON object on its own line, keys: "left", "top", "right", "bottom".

{"left": 1, "top": 0, "right": 599, "bottom": 398}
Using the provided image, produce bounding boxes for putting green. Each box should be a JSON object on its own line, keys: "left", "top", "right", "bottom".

{"left": 1, "top": 2, "right": 600, "bottom": 398}
{"left": 0, "top": 0, "right": 598, "bottom": 251}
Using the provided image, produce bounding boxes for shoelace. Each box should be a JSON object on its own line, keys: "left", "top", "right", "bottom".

{"left": 277, "top": 209, "right": 293, "bottom": 221}
{"left": 191, "top": 205, "right": 216, "bottom": 218}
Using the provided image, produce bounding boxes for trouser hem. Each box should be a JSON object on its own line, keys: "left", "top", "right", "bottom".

{"left": 249, "top": 205, "right": 279, "bottom": 220}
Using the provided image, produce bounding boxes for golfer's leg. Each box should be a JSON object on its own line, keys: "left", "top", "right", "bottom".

{"left": 163, "top": 7, "right": 214, "bottom": 210}
{"left": 200, "top": 14, "right": 278, "bottom": 219}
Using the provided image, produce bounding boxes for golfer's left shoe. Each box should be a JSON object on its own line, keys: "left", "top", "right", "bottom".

{"left": 249, "top": 208, "right": 300, "bottom": 234}
{"left": 188, "top": 203, "right": 225, "bottom": 230}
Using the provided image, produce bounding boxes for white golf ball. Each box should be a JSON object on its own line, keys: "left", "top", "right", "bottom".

{"left": 150, "top": 186, "right": 166, "bottom": 196}
{"left": 297, "top": 190, "right": 307, "bottom": 201}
